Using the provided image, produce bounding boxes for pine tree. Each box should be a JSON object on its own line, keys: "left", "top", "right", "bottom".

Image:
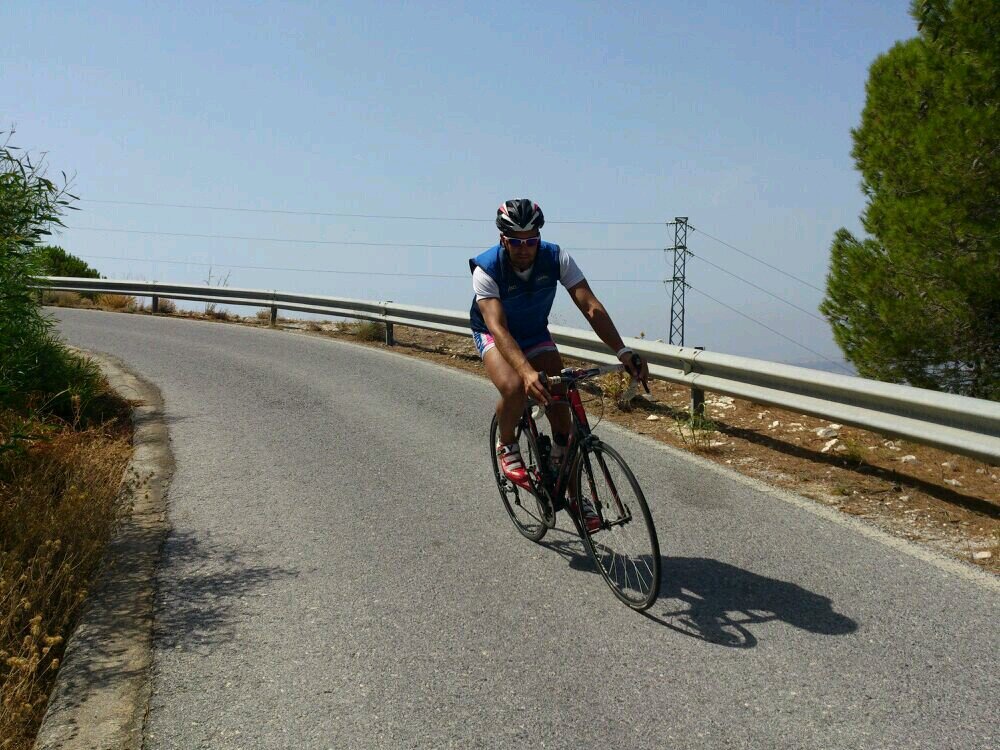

{"left": 32, "top": 245, "right": 101, "bottom": 279}
{"left": 821, "top": 0, "right": 999, "bottom": 399}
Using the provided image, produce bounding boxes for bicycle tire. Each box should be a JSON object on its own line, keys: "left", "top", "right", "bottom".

{"left": 489, "top": 413, "right": 549, "bottom": 542}
{"left": 574, "top": 441, "right": 661, "bottom": 610}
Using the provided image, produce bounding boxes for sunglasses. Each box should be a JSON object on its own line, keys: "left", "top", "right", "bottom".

{"left": 504, "top": 236, "right": 540, "bottom": 248}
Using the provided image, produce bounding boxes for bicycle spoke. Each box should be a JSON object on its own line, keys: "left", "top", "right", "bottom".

{"left": 491, "top": 414, "right": 549, "bottom": 542}
{"left": 576, "top": 442, "right": 661, "bottom": 609}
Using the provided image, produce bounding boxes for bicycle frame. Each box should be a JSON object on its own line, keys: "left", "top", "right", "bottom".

{"left": 523, "top": 381, "right": 632, "bottom": 528}
{"left": 494, "top": 363, "right": 660, "bottom": 609}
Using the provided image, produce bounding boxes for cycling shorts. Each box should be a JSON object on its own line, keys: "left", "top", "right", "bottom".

{"left": 472, "top": 330, "right": 558, "bottom": 361}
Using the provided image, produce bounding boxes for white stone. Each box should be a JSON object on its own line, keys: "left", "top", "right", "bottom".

{"left": 821, "top": 439, "right": 838, "bottom": 453}
{"left": 646, "top": 414, "right": 661, "bottom": 421}
{"left": 899, "top": 495, "right": 910, "bottom": 501}
{"left": 709, "top": 440, "right": 729, "bottom": 448}
{"left": 815, "top": 426, "right": 839, "bottom": 438}
{"left": 899, "top": 455, "right": 917, "bottom": 464}
{"left": 944, "top": 478, "right": 962, "bottom": 487}
{"left": 769, "top": 420, "right": 780, "bottom": 429}
{"left": 973, "top": 551, "right": 992, "bottom": 560}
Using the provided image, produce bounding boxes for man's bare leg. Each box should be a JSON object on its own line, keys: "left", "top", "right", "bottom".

{"left": 483, "top": 347, "right": 569, "bottom": 444}
{"left": 526, "top": 350, "right": 570, "bottom": 440}
{"left": 483, "top": 348, "right": 526, "bottom": 445}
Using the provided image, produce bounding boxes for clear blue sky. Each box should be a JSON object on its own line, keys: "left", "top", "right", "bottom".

{"left": 4, "top": 1, "right": 917, "bottom": 366}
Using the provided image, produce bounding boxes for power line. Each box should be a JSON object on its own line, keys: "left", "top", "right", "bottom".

{"left": 79, "top": 198, "right": 667, "bottom": 225}
{"left": 689, "top": 251, "right": 826, "bottom": 323}
{"left": 74, "top": 253, "right": 664, "bottom": 284}
{"left": 686, "top": 283, "right": 852, "bottom": 374}
{"left": 64, "top": 226, "right": 661, "bottom": 252}
{"left": 689, "top": 225, "right": 825, "bottom": 293}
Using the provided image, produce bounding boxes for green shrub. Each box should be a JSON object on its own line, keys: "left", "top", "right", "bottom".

{"left": 0, "top": 133, "right": 113, "bottom": 453}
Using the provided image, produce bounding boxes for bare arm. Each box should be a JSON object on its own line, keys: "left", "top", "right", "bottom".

{"left": 567, "top": 280, "right": 627, "bottom": 351}
{"left": 568, "top": 280, "right": 650, "bottom": 386}
{"left": 477, "top": 297, "right": 551, "bottom": 403}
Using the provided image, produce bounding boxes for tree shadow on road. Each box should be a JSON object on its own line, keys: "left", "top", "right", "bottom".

{"left": 35, "top": 528, "right": 297, "bottom": 746}
{"left": 542, "top": 532, "right": 857, "bottom": 648}
{"left": 153, "top": 530, "right": 299, "bottom": 649}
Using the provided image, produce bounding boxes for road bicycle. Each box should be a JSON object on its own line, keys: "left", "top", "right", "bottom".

{"left": 489, "top": 363, "right": 661, "bottom": 610}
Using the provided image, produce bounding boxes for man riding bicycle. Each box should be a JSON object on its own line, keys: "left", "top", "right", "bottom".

{"left": 470, "top": 198, "right": 650, "bottom": 531}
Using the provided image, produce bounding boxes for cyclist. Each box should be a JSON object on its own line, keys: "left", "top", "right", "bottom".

{"left": 470, "top": 198, "right": 650, "bottom": 531}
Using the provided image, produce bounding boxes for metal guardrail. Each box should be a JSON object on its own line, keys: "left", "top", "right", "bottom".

{"left": 37, "top": 276, "right": 1000, "bottom": 464}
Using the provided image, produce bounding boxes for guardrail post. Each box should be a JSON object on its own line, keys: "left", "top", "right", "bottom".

{"left": 384, "top": 301, "right": 395, "bottom": 346}
{"left": 151, "top": 295, "right": 159, "bottom": 314}
{"left": 36, "top": 288, "right": 44, "bottom": 305}
{"left": 269, "top": 305, "right": 278, "bottom": 326}
{"left": 690, "top": 346, "right": 705, "bottom": 418}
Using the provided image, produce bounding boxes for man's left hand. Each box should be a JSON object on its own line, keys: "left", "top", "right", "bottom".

{"left": 619, "top": 349, "right": 650, "bottom": 393}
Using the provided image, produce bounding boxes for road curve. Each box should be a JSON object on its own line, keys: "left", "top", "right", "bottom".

{"left": 53, "top": 307, "right": 997, "bottom": 750}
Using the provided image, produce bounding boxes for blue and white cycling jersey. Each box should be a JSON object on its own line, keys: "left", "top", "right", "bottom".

{"left": 468, "top": 242, "right": 584, "bottom": 348}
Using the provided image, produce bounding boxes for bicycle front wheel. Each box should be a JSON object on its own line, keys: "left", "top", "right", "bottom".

{"left": 490, "top": 413, "right": 548, "bottom": 542}
{"left": 574, "top": 442, "right": 661, "bottom": 610}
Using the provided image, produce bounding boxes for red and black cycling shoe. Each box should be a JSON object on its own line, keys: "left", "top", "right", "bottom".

{"left": 497, "top": 442, "right": 532, "bottom": 491}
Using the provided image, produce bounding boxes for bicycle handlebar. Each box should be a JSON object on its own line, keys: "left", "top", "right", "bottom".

{"left": 542, "top": 363, "right": 624, "bottom": 386}
{"left": 542, "top": 360, "right": 651, "bottom": 394}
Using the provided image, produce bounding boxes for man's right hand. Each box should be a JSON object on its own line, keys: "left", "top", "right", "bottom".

{"left": 520, "top": 367, "right": 551, "bottom": 405}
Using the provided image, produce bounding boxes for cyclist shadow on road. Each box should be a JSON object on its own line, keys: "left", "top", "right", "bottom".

{"left": 543, "top": 533, "right": 857, "bottom": 648}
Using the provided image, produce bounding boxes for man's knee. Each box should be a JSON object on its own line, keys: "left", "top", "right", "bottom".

{"left": 497, "top": 375, "right": 523, "bottom": 403}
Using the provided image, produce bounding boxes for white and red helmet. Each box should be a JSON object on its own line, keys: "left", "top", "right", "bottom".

{"left": 496, "top": 199, "right": 545, "bottom": 234}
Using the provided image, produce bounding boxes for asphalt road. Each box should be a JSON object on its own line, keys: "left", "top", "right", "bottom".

{"left": 53, "top": 307, "right": 998, "bottom": 750}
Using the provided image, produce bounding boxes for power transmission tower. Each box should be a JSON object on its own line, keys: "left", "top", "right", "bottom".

{"left": 667, "top": 217, "right": 689, "bottom": 346}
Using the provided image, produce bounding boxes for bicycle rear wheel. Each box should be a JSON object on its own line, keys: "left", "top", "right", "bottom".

{"left": 490, "top": 413, "right": 549, "bottom": 542}
{"left": 574, "top": 442, "right": 661, "bottom": 610}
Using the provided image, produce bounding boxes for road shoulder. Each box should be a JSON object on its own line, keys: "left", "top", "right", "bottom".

{"left": 34, "top": 351, "right": 173, "bottom": 750}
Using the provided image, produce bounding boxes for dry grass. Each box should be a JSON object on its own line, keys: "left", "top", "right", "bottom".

{"left": 328, "top": 319, "right": 384, "bottom": 340}
{"left": 596, "top": 370, "right": 638, "bottom": 411}
{"left": 95, "top": 293, "right": 138, "bottom": 311}
{"left": 156, "top": 298, "right": 177, "bottom": 314}
{"left": 204, "top": 307, "right": 232, "bottom": 321}
{"left": 255, "top": 309, "right": 271, "bottom": 323}
{"left": 354, "top": 320, "right": 385, "bottom": 341}
{"left": 41, "top": 291, "right": 93, "bottom": 308}
{"left": 0, "top": 402, "right": 132, "bottom": 749}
